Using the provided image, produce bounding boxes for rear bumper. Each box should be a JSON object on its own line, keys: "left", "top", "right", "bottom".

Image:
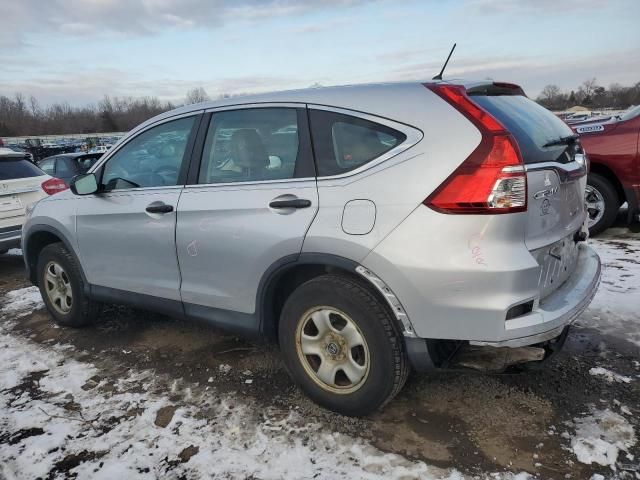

{"left": 470, "top": 243, "right": 600, "bottom": 347}
{"left": 0, "top": 226, "right": 22, "bottom": 250}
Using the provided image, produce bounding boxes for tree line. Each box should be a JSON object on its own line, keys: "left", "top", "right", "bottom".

{"left": 2, "top": 81, "right": 639, "bottom": 138}
{"left": 536, "top": 78, "right": 640, "bottom": 111}
{"left": 0, "top": 87, "right": 215, "bottom": 138}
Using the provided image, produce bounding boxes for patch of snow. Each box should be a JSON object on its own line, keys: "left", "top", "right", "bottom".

{"left": 580, "top": 238, "right": 640, "bottom": 347}
{"left": 568, "top": 408, "right": 636, "bottom": 469}
{"left": 0, "top": 286, "right": 43, "bottom": 319}
{"left": 6, "top": 248, "right": 22, "bottom": 256}
{"left": 218, "top": 363, "right": 231, "bottom": 374}
{"left": 589, "top": 367, "right": 632, "bottom": 383}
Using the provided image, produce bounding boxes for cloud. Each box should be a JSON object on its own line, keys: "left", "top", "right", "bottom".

{"left": 2, "top": 0, "right": 375, "bottom": 47}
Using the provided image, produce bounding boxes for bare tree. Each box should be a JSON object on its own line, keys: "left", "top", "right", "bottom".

{"left": 185, "top": 87, "right": 210, "bottom": 105}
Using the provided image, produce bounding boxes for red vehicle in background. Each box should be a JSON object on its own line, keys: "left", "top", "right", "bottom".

{"left": 572, "top": 105, "right": 640, "bottom": 235}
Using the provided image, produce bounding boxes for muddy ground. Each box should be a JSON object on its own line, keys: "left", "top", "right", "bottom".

{"left": 1, "top": 222, "right": 639, "bottom": 479}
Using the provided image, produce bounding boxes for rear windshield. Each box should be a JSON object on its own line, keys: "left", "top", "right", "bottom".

{"left": 0, "top": 158, "right": 45, "bottom": 180}
{"left": 471, "top": 95, "right": 576, "bottom": 164}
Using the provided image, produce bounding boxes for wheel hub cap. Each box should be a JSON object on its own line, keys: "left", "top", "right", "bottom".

{"left": 584, "top": 185, "right": 605, "bottom": 228}
{"left": 295, "top": 307, "right": 370, "bottom": 394}
{"left": 44, "top": 261, "right": 73, "bottom": 315}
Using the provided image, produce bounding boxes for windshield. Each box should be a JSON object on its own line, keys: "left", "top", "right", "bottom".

{"left": 619, "top": 105, "right": 640, "bottom": 122}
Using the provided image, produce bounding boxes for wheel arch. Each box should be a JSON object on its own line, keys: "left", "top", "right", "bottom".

{"left": 589, "top": 162, "right": 625, "bottom": 205}
{"left": 257, "top": 253, "right": 411, "bottom": 344}
{"left": 24, "top": 225, "right": 88, "bottom": 289}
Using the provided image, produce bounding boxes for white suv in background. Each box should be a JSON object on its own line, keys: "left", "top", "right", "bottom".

{"left": 0, "top": 148, "right": 66, "bottom": 253}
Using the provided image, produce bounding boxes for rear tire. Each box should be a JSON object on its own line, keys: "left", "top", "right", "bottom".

{"left": 586, "top": 173, "right": 619, "bottom": 236}
{"left": 36, "top": 243, "right": 99, "bottom": 327}
{"left": 279, "top": 274, "right": 409, "bottom": 416}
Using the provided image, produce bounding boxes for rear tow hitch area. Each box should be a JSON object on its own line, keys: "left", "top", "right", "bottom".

{"left": 451, "top": 345, "right": 545, "bottom": 372}
{"left": 432, "top": 327, "right": 570, "bottom": 372}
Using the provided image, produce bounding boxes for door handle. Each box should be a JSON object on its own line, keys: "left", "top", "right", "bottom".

{"left": 269, "top": 198, "right": 312, "bottom": 209}
{"left": 145, "top": 203, "right": 174, "bottom": 214}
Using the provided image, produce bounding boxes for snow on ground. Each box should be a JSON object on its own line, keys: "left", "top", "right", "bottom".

{"left": 0, "top": 289, "right": 531, "bottom": 480}
{"left": 566, "top": 408, "right": 636, "bottom": 469}
{"left": 589, "top": 367, "right": 632, "bottom": 384}
{"left": 580, "top": 237, "right": 640, "bottom": 347}
{"left": 5, "top": 248, "right": 22, "bottom": 256}
{"left": 0, "top": 286, "right": 43, "bottom": 319}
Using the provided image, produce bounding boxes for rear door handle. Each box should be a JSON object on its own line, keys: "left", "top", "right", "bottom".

{"left": 269, "top": 198, "right": 312, "bottom": 209}
{"left": 145, "top": 203, "right": 174, "bottom": 214}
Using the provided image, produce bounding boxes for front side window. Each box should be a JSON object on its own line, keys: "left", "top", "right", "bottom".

{"left": 101, "top": 116, "right": 195, "bottom": 190}
{"left": 309, "top": 110, "right": 407, "bottom": 177}
{"left": 198, "top": 108, "right": 312, "bottom": 184}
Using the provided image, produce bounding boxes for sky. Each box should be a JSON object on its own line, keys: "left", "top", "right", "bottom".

{"left": 2, "top": 0, "right": 639, "bottom": 107}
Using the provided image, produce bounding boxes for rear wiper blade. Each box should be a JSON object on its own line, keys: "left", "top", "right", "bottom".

{"left": 543, "top": 134, "right": 578, "bottom": 148}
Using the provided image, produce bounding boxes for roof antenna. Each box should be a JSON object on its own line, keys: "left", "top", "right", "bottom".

{"left": 432, "top": 43, "right": 457, "bottom": 80}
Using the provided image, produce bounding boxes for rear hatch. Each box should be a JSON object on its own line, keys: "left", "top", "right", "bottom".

{"left": 0, "top": 155, "right": 48, "bottom": 229}
{"left": 470, "top": 87, "right": 587, "bottom": 299}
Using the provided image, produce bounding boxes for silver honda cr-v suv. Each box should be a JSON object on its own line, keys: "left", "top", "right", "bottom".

{"left": 22, "top": 80, "right": 601, "bottom": 416}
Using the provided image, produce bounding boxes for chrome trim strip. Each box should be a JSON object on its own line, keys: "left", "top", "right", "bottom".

{"left": 525, "top": 160, "right": 587, "bottom": 184}
{"left": 183, "top": 177, "right": 315, "bottom": 190}
{"left": 355, "top": 265, "right": 416, "bottom": 337}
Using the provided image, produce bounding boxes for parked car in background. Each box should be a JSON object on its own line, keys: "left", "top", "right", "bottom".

{"left": 0, "top": 148, "right": 66, "bottom": 253}
{"left": 572, "top": 104, "right": 640, "bottom": 235}
{"left": 4, "top": 145, "right": 35, "bottom": 162}
{"left": 22, "top": 81, "right": 600, "bottom": 415}
{"left": 37, "top": 152, "right": 103, "bottom": 185}
{"left": 89, "top": 145, "right": 111, "bottom": 154}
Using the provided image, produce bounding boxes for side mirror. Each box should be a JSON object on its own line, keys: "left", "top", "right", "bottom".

{"left": 70, "top": 173, "right": 99, "bottom": 195}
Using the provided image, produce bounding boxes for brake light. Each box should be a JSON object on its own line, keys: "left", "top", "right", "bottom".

{"left": 424, "top": 84, "right": 527, "bottom": 214}
{"left": 41, "top": 178, "right": 68, "bottom": 195}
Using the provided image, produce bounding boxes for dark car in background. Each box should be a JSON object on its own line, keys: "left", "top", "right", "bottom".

{"left": 37, "top": 152, "right": 103, "bottom": 185}
{"left": 572, "top": 105, "right": 640, "bottom": 235}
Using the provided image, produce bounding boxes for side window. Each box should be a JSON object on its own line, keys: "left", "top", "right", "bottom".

{"left": 102, "top": 116, "right": 195, "bottom": 190}
{"left": 56, "top": 159, "right": 74, "bottom": 176}
{"left": 39, "top": 159, "right": 55, "bottom": 176}
{"left": 198, "top": 108, "right": 313, "bottom": 184}
{"left": 309, "top": 110, "right": 407, "bottom": 177}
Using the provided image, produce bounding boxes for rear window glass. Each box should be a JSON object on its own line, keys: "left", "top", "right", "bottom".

{"left": 309, "top": 110, "right": 407, "bottom": 177}
{"left": 0, "top": 159, "right": 44, "bottom": 180}
{"left": 471, "top": 95, "right": 576, "bottom": 164}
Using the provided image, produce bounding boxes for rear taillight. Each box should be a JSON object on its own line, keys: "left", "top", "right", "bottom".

{"left": 41, "top": 178, "right": 68, "bottom": 195}
{"left": 423, "top": 84, "right": 527, "bottom": 214}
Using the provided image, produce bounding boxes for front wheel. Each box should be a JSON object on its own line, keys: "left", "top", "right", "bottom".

{"left": 37, "top": 243, "right": 99, "bottom": 327}
{"left": 279, "top": 274, "right": 409, "bottom": 416}
{"left": 585, "top": 173, "right": 619, "bottom": 236}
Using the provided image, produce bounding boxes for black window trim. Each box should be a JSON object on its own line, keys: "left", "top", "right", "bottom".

{"left": 185, "top": 104, "right": 316, "bottom": 187}
{"left": 306, "top": 104, "right": 423, "bottom": 181}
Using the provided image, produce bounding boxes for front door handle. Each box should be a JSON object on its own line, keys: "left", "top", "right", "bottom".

{"left": 269, "top": 198, "right": 312, "bottom": 209}
{"left": 146, "top": 203, "right": 174, "bottom": 214}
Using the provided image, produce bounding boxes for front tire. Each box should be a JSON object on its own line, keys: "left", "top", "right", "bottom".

{"left": 279, "top": 274, "right": 409, "bottom": 416}
{"left": 586, "top": 173, "right": 619, "bottom": 236}
{"left": 37, "top": 243, "right": 99, "bottom": 327}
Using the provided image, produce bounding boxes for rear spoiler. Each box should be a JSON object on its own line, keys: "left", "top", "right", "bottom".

{"left": 465, "top": 82, "right": 526, "bottom": 97}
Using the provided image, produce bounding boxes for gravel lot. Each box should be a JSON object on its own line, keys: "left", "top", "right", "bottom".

{"left": 1, "top": 224, "right": 638, "bottom": 479}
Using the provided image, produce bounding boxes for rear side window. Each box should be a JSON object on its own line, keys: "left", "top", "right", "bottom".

{"left": 309, "top": 110, "right": 407, "bottom": 177}
{"left": 471, "top": 95, "right": 576, "bottom": 164}
{"left": 198, "top": 108, "right": 314, "bottom": 184}
{"left": 0, "top": 159, "right": 44, "bottom": 180}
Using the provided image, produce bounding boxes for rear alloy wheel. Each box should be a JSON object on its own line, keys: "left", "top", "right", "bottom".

{"left": 585, "top": 173, "right": 619, "bottom": 236}
{"left": 279, "top": 274, "right": 409, "bottom": 416}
